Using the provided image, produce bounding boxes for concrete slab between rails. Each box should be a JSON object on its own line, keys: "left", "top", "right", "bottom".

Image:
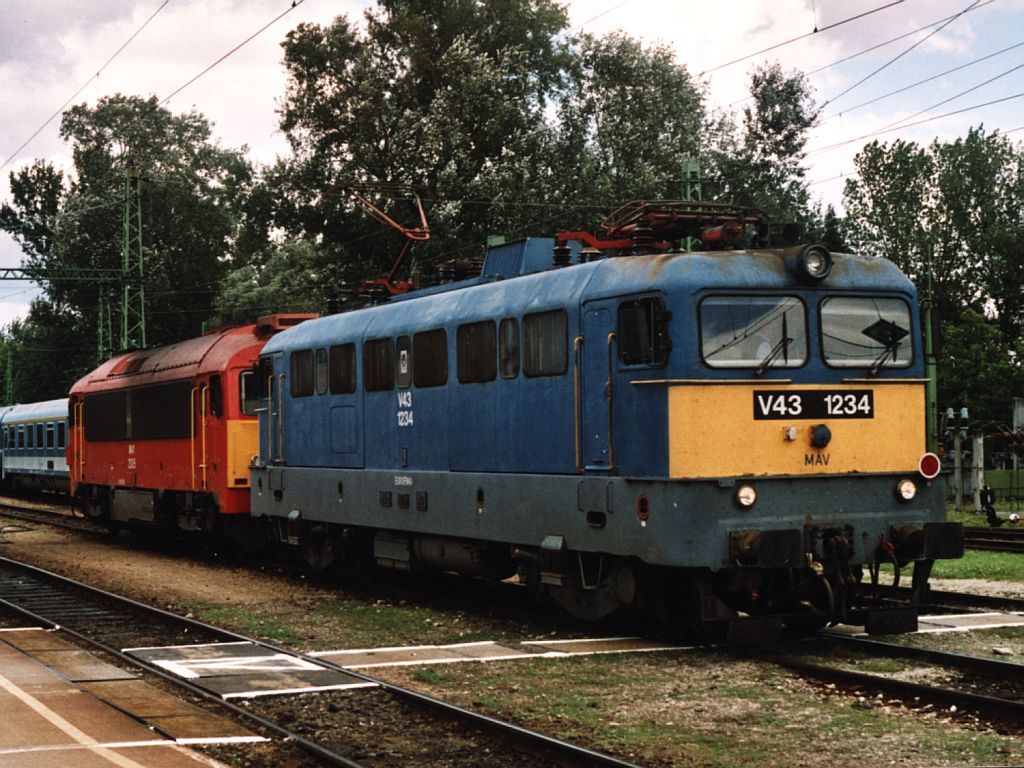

{"left": 310, "top": 636, "right": 689, "bottom": 669}
{"left": 827, "top": 612, "right": 1024, "bottom": 637}
{"left": 916, "top": 612, "right": 1024, "bottom": 633}
{"left": 126, "top": 641, "right": 377, "bottom": 700}
{"left": 0, "top": 630, "right": 260, "bottom": 768}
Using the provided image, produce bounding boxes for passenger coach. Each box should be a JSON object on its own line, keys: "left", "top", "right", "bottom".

{"left": 250, "top": 201, "right": 963, "bottom": 637}
{"left": 0, "top": 398, "right": 70, "bottom": 493}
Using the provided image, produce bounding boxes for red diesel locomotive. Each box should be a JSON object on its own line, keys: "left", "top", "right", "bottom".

{"left": 68, "top": 314, "right": 313, "bottom": 531}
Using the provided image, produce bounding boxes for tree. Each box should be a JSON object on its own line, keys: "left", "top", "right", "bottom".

{"left": 0, "top": 96, "right": 253, "bottom": 400}
{"left": 274, "top": 0, "right": 569, "bottom": 281}
{"left": 938, "top": 309, "right": 1024, "bottom": 424}
{"left": 706, "top": 63, "right": 818, "bottom": 221}
{"left": 843, "top": 127, "right": 1024, "bottom": 332}
{"left": 547, "top": 32, "right": 705, "bottom": 225}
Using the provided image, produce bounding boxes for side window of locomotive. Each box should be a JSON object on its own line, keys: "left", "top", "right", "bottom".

{"left": 315, "top": 348, "right": 329, "bottom": 394}
{"left": 457, "top": 321, "right": 497, "bottom": 383}
{"left": 364, "top": 338, "right": 395, "bottom": 392}
{"left": 618, "top": 297, "right": 670, "bottom": 367}
{"left": 498, "top": 318, "right": 520, "bottom": 379}
{"left": 396, "top": 336, "right": 413, "bottom": 389}
{"left": 523, "top": 309, "right": 568, "bottom": 377}
{"left": 209, "top": 374, "right": 223, "bottom": 417}
{"left": 820, "top": 296, "right": 913, "bottom": 369}
{"left": 700, "top": 296, "right": 807, "bottom": 369}
{"left": 329, "top": 344, "right": 357, "bottom": 394}
{"left": 239, "top": 370, "right": 258, "bottom": 416}
{"left": 290, "top": 349, "right": 314, "bottom": 397}
{"left": 413, "top": 329, "right": 447, "bottom": 388}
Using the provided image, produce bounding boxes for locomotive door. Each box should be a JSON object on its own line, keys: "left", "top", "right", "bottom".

{"left": 580, "top": 301, "right": 617, "bottom": 472}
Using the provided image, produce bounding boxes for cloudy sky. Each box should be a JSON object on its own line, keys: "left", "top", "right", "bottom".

{"left": 1, "top": 0, "right": 1022, "bottom": 326}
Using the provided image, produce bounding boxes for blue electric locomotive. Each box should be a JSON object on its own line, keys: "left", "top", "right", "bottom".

{"left": 250, "top": 202, "right": 962, "bottom": 637}
{"left": 0, "top": 398, "right": 71, "bottom": 494}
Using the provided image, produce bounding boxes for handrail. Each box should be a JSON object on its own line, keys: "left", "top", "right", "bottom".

{"left": 266, "top": 374, "right": 274, "bottom": 465}
{"left": 74, "top": 400, "right": 85, "bottom": 482}
{"left": 277, "top": 373, "right": 286, "bottom": 463}
{"left": 573, "top": 336, "right": 583, "bottom": 473}
{"left": 606, "top": 331, "right": 617, "bottom": 473}
{"left": 199, "top": 384, "right": 208, "bottom": 490}
{"left": 189, "top": 386, "right": 198, "bottom": 490}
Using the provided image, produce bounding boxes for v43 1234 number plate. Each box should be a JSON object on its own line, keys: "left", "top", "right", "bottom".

{"left": 753, "top": 390, "right": 874, "bottom": 420}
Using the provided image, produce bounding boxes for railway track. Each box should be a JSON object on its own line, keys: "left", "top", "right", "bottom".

{"left": 0, "top": 555, "right": 642, "bottom": 768}
{"left": 771, "top": 634, "right": 1024, "bottom": 722}
{"left": 964, "top": 525, "right": 1024, "bottom": 553}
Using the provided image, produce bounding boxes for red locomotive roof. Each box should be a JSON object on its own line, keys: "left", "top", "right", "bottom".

{"left": 69, "top": 314, "right": 315, "bottom": 395}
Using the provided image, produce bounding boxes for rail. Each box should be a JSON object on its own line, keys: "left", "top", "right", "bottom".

{"left": 0, "top": 555, "right": 643, "bottom": 768}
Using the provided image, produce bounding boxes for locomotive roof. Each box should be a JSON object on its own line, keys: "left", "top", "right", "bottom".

{"left": 262, "top": 247, "right": 915, "bottom": 353}
{"left": 69, "top": 324, "right": 266, "bottom": 395}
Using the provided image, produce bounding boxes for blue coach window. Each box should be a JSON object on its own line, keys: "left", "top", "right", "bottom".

{"left": 523, "top": 309, "right": 568, "bottom": 377}
{"left": 700, "top": 296, "right": 807, "bottom": 369}
{"left": 821, "top": 296, "right": 913, "bottom": 369}
{"left": 46, "top": 423, "right": 54, "bottom": 449}
{"left": 499, "top": 318, "right": 520, "bottom": 379}
{"left": 413, "top": 330, "right": 447, "bottom": 387}
{"left": 315, "top": 348, "right": 329, "bottom": 395}
{"left": 329, "top": 344, "right": 357, "bottom": 393}
{"left": 290, "top": 350, "right": 314, "bottom": 397}
{"left": 57, "top": 422, "right": 66, "bottom": 449}
{"left": 364, "top": 338, "right": 395, "bottom": 392}
{"left": 457, "top": 321, "right": 497, "bottom": 383}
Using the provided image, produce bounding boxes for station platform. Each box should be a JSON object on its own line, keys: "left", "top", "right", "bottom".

{"left": 0, "top": 628, "right": 265, "bottom": 768}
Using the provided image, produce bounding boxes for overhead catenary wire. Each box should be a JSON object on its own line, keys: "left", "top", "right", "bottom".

{"left": 808, "top": 91, "right": 1024, "bottom": 155}
{"left": 820, "top": 40, "right": 1024, "bottom": 120}
{"left": 698, "top": 0, "right": 906, "bottom": 76}
{"left": 823, "top": 0, "right": 984, "bottom": 107}
{"left": 0, "top": 0, "right": 170, "bottom": 174}
{"left": 158, "top": 0, "right": 306, "bottom": 107}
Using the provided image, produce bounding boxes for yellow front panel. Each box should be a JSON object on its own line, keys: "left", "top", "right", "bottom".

{"left": 226, "top": 419, "right": 258, "bottom": 487}
{"left": 668, "top": 383, "right": 925, "bottom": 478}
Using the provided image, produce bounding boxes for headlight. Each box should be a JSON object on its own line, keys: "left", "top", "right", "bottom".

{"left": 788, "top": 244, "right": 833, "bottom": 282}
{"left": 735, "top": 484, "right": 757, "bottom": 508}
{"left": 895, "top": 478, "right": 917, "bottom": 502}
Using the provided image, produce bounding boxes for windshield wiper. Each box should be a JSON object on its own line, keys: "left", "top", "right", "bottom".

{"left": 756, "top": 336, "right": 793, "bottom": 376}
{"left": 869, "top": 344, "right": 899, "bottom": 375}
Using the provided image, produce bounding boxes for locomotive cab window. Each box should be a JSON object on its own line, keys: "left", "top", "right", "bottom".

{"left": 290, "top": 349, "right": 314, "bottom": 397}
{"left": 239, "top": 370, "right": 258, "bottom": 416}
{"left": 821, "top": 296, "right": 913, "bottom": 369}
{"left": 618, "top": 297, "right": 670, "bottom": 367}
{"left": 700, "top": 295, "right": 807, "bottom": 369}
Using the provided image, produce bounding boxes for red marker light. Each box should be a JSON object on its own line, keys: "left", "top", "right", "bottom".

{"left": 918, "top": 452, "right": 941, "bottom": 479}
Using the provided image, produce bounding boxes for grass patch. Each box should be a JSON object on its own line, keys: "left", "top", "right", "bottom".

{"left": 932, "top": 549, "right": 1024, "bottom": 582}
{"left": 382, "top": 652, "right": 1024, "bottom": 767}
{"left": 188, "top": 604, "right": 303, "bottom": 644}
{"left": 412, "top": 667, "right": 451, "bottom": 685}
